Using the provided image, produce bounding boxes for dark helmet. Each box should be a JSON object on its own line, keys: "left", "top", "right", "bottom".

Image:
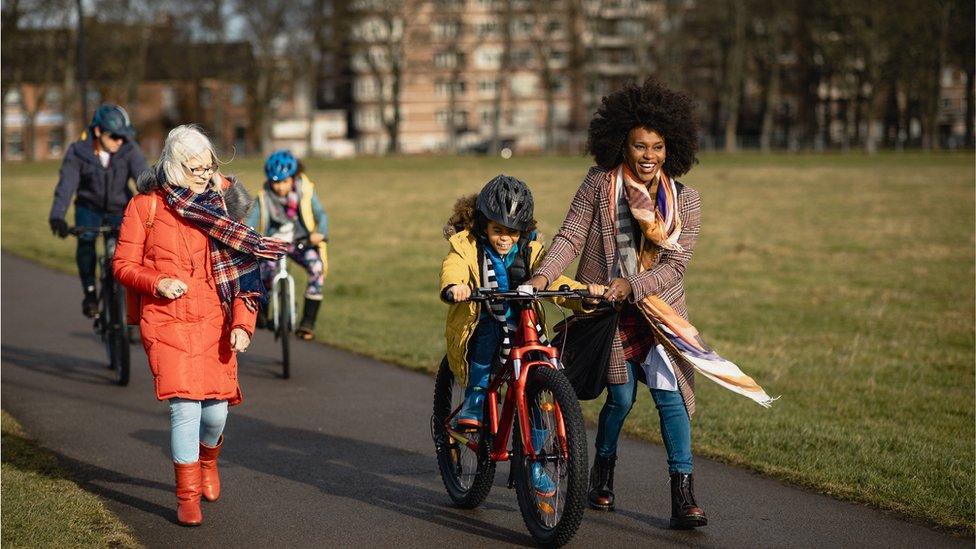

{"left": 90, "top": 103, "right": 135, "bottom": 139}
{"left": 475, "top": 174, "right": 534, "bottom": 232}
{"left": 264, "top": 149, "right": 299, "bottom": 182}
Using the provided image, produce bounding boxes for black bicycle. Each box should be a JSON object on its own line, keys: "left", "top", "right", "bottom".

{"left": 69, "top": 226, "right": 130, "bottom": 386}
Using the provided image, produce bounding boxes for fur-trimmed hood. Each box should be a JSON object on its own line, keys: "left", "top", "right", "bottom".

{"left": 137, "top": 164, "right": 253, "bottom": 222}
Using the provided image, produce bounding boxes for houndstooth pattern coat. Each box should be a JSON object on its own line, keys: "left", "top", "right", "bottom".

{"left": 534, "top": 166, "right": 703, "bottom": 415}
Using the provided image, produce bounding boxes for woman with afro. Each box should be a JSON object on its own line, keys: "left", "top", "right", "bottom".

{"left": 527, "top": 78, "right": 707, "bottom": 528}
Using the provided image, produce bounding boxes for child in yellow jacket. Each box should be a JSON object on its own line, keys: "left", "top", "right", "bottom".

{"left": 440, "top": 175, "right": 601, "bottom": 497}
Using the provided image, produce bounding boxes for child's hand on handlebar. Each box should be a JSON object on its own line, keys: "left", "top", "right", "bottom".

{"left": 156, "top": 278, "right": 188, "bottom": 299}
{"left": 447, "top": 284, "right": 472, "bottom": 302}
{"left": 309, "top": 232, "right": 325, "bottom": 245}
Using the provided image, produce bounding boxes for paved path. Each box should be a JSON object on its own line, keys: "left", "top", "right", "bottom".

{"left": 1, "top": 253, "right": 966, "bottom": 548}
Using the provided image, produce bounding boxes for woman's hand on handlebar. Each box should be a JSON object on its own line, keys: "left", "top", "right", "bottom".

{"left": 605, "top": 278, "right": 633, "bottom": 303}
{"left": 526, "top": 275, "right": 548, "bottom": 292}
{"left": 156, "top": 278, "right": 188, "bottom": 299}
{"left": 447, "top": 284, "right": 472, "bottom": 302}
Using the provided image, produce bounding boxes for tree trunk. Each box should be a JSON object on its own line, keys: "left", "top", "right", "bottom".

{"left": 722, "top": 1, "right": 745, "bottom": 152}
{"left": 759, "top": 39, "right": 781, "bottom": 153}
{"left": 490, "top": 0, "right": 512, "bottom": 155}
{"left": 966, "top": 67, "right": 974, "bottom": 149}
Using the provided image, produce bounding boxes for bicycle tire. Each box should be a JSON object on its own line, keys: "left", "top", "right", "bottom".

{"left": 111, "top": 280, "right": 130, "bottom": 386}
{"left": 431, "top": 356, "right": 495, "bottom": 509}
{"left": 278, "top": 280, "right": 291, "bottom": 379}
{"left": 512, "top": 366, "right": 587, "bottom": 548}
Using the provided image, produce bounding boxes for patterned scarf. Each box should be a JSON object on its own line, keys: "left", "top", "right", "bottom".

{"left": 613, "top": 165, "right": 776, "bottom": 407}
{"left": 265, "top": 180, "right": 300, "bottom": 225}
{"left": 162, "top": 183, "right": 289, "bottom": 311}
{"left": 480, "top": 241, "right": 548, "bottom": 369}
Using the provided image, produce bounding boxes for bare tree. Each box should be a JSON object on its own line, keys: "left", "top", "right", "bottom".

{"left": 489, "top": 0, "right": 512, "bottom": 155}
{"left": 524, "top": 2, "right": 570, "bottom": 152}
{"left": 354, "top": 0, "right": 420, "bottom": 154}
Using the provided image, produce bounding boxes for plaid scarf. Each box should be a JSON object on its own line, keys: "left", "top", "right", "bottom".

{"left": 612, "top": 165, "right": 776, "bottom": 407}
{"left": 480, "top": 241, "right": 548, "bottom": 369}
{"left": 162, "top": 183, "right": 289, "bottom": 312}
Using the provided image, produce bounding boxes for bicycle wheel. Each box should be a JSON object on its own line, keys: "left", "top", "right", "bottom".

{"left": 278, "top": 280, "right": 291, "bottom": 379}
{"left": 107, "top": 279, "right": 130, "bottom": 386}
{"left": 431, "top": 356, "right": 495, "bottom": 509}
{"left": 512, "top": 366, "right": 587, "bottom": 548}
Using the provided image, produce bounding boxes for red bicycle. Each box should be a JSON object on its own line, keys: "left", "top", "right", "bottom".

{"left": 431, "top": 286, "right": 590, "bottom": 547}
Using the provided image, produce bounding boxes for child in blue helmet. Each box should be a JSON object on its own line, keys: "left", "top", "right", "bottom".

{"left": 440, "top": 175, "right": 602, "bottom": 497}
{"left": 246, "top": 150, "right": 329, "bottom": 339}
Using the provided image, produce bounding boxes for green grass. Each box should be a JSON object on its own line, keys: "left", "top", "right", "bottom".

{"left": 1, "top": 411, "right": 141, "bottom": 548}
{"left": 3, "top": 151, "right": 973, "bottom": 534}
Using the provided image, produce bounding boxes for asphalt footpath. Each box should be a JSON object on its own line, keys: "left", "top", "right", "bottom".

{"left": 1, "top": 253, "right": 967, "bottom": 548}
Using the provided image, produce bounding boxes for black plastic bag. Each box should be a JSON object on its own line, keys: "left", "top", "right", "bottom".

{"left": 552, "top": 306, "right": 619, "bottom": 400}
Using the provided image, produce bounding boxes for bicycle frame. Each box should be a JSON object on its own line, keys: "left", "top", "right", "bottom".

{"left": 444, "top": 303, "right": 569, "bottom": 464}
{"left": 268, "top": 255, "right": 296, "bottom": 332}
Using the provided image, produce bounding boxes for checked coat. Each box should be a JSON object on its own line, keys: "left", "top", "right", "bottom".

{"left": 533, "top": 166, "right": 703, "bottom": 415}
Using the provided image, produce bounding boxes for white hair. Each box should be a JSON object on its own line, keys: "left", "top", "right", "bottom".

{"left": 159, "top": 125, "right": 223, "bottom": 190}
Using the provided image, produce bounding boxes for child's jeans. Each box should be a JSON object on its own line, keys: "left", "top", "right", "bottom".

{"left": 260, "top": 244, "right": 325, "bottom": 300}
{"left": 75, "top": 205, "right": 123, "bottom": 290}
{"left": 169, "top": 398, "right": 228, "bottom": 464}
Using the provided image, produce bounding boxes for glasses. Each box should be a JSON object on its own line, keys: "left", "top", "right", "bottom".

{"left": 184, "top": 163, "right": 218, "bottom": 176}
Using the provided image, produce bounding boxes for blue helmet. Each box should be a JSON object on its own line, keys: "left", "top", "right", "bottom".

{"left": 91, "top": 103, "right": 135, "bottom": 140}
{"left": 264, "top": 149, "right": 299, "bottom": 182}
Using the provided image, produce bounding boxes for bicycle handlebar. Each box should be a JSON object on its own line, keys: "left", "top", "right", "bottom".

{"left": 468, "top": 285, "right": 604, "bottom": 303}
{"left": 68, "top": 226, "right": 120, "bottom": 236}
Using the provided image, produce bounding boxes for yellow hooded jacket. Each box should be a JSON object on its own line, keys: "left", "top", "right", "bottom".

{"left": 440, "top": 229, "right": 586, "bottom": 385}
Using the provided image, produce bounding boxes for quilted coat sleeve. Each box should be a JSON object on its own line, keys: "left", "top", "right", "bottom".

{"left": 113, "top": 196, "right": 167, "bottom": 296}
{"left": 532, "top": 167, "right": 601, "bottom": 285}
{"left": 231, "top": 298, "right": 258, "bottom": 337}
{"left": 440, "top": 246, "right": 471, "bottom": 303}
{"left": 627, "top": 186, "right": 702, "bottom": 302}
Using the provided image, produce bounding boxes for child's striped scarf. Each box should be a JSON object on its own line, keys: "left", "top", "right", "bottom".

{"left": 481, "top": 244, "right": 548, "bottom": 370}
{"left": 162, "top": 183, "right": 289, "bottom": 312}
{"left": 614, "top": 165, "right": 777, "bottom": 407}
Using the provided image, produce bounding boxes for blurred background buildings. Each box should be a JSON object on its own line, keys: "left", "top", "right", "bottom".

{"left": 2, "top": 0, "right": 973, "bottom": 160}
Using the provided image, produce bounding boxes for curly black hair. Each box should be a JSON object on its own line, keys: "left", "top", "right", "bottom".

{"left": 587, "top": 77, "right": 699, "bottom": 177}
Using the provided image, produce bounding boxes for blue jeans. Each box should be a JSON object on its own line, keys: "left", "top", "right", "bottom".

{"left": 169, "top": 399, "right": 228, "bottom": 464}
{"left": 75, "top": 205, "right": 123, "bottom": 290}
{"left": 594, "top": 360, "right": 693, "bottom": 473}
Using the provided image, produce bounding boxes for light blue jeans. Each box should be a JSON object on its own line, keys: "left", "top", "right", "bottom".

{"left": 169, "top": 398, "right": 228, "bottom": 464}
{"left": 594, "top": 361, "right": 693, "bottom": 473}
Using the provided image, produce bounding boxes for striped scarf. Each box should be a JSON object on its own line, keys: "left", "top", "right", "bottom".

{"left": 613, "top": 165, "right": 777, "bottom": 407}
{"left": 480, "top": 242, "right": 548, "bottom": 369}
{"left": 162, "top": 183, "right": 289, "bottom": 312}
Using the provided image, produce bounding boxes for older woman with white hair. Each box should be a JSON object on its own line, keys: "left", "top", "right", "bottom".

{"left": 114, "top": 125, "right": 287, "bottom": 526}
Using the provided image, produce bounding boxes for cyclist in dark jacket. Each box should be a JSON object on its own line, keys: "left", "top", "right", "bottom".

{"left": 49, "top": 103, "right": 149, "bottom": 317}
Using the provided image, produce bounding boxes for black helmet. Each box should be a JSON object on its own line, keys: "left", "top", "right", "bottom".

{"left": 475, "top": 174, "right": 534, "bottom": 232}
{"left": 91, "top": 103, "right": 135, "bottom": 140}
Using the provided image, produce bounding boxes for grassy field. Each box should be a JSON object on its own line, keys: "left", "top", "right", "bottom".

{"left": 1, "top": 410, "right": 140, "bottom": 548}
{"left": 2, "top": 152, "right": 973, "bottom": 533}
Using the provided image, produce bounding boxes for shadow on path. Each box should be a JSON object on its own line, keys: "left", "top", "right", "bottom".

{"left": 133, "top": 414, "right": 535, "bottom": 546}
{"left": 2, "top": 344, "right": 115, "bottom": 386}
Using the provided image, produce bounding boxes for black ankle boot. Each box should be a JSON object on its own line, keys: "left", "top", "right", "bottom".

{"left": 587, "top": 454, "right": 616, "bottom": 511}
{"left": 296, "top": 298, "right": 322, "bottom": 340}
{"left": 670, "top": 472, "right": 707, "bottom": 529}
{"left": 82, "top": 287, "right": 99, "bottom": 318}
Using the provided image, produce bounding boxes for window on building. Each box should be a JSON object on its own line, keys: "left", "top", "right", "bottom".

{"left": 200, "top": 88, "right": 213, "bottom": 109}
{"left": 44, "top": 88, "right": 62, "bottom": 109}
{"left": 7, "top": 131, "right": 24, "bottom": 156}
{"left": 4, "top": 89, "right": 22, "bottom": 107}
{"left": 231, "top": 85, "right": 246, "bottom": 106}
{"left": 475, "top": 46, "right": 502, "bottom": 69}
{"left": 546, "top": 20, "right": 563, "bottom": 33}
{"left": 480, "top": 107, "right": 495, "bottom": 125}
{"left": 434, "top": 51, "right": 459, "bottom": 69}
{"left": 433, "top": 20, "right": 460, "bottom": 39}
{"left": 48, "top": 128, "right": 64, "bottom": 156}
{"left": 475, "top": 19, "right": 498, "bottom": 36}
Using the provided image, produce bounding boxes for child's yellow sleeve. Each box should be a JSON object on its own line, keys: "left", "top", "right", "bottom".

{"left": 440, "top": 248, "right": 470, "bottom": 303}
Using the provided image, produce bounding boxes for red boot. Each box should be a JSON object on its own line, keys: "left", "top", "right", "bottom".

{"left": 174, "top": 462, "right": 203, "bottom": 526}
{"left": 199, "top": 436, "right": 223, "bottom": 502}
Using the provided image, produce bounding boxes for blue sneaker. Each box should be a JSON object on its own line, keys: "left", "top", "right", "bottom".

{"left": 455, "top": 387, "right": 485, "bottom": 431}
{"left": 531, "top": 462, "right": 557, "bottom": 497}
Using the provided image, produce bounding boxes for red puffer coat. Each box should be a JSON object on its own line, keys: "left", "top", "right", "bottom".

{"left": 113, "top": 174, "right": 256, "bottom": 404}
